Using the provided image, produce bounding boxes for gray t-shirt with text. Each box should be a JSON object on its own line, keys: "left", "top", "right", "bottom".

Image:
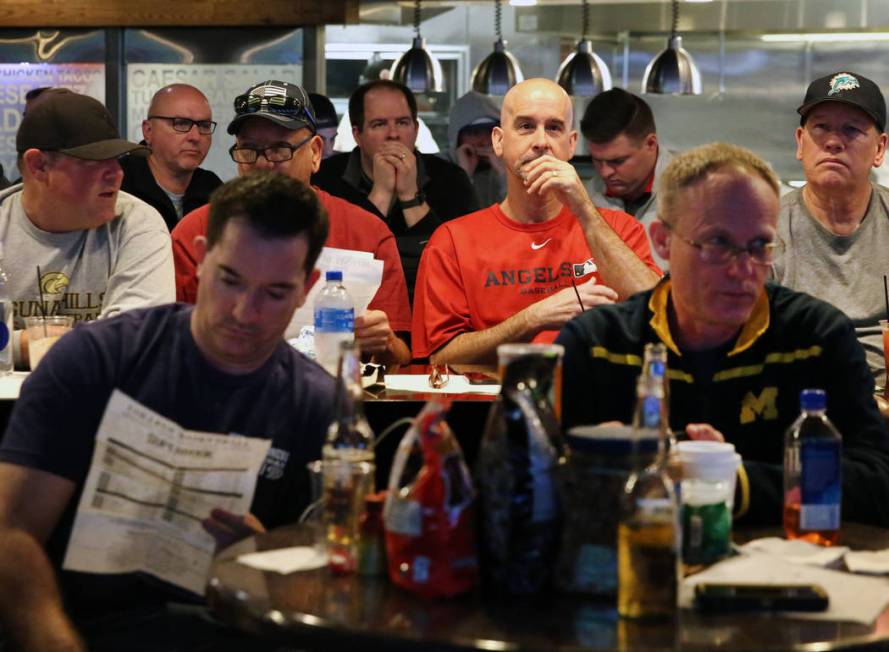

{"left": 0, "top": 184, "right": 175, "bottom": 330}
{"left": 773, "top": 184, "right": 889, "bottom": 383}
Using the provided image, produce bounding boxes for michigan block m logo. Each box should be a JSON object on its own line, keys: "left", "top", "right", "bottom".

{"left": 740, "top": 387, "right": 778, "bottom": 424}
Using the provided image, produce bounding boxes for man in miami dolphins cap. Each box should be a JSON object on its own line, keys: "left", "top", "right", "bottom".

{"left": 773, "top": 71, "right": 889, "bottom": 384}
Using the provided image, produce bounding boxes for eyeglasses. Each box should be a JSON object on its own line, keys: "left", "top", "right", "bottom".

{"left": 233, "top": 92, "right": 317, "bottom": 132}
{"left": 228, "top": 133, "right": 315, "bottom": 164}
{"left": 664, "top": 222, "right": 776, "bottom": 266}
{"left": 148, "top": 116, "right": 216, "bottom": 135}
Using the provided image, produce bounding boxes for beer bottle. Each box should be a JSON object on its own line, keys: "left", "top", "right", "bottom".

{"left": 322, "top": 341, "right": 375, "bottom": 573}
{"left": 323, "top": 340, "right": 374, "bottom": 464}
{"left": 618, "top": 374, "right": 679, "bottom": 619}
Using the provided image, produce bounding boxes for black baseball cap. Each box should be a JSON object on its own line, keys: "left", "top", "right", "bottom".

{"left": 16, "top": 88, "right": 150, "bottom": 160}
{"left": 797, "top": 71, "right": 887, "bottom": 132}
{"left": 227, "top": 80, "right": 317, "bottom": 135}
{"left": 308, "top": 92, "right": 338, "bottom": 130}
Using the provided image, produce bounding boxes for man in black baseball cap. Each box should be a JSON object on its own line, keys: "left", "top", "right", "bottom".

{"left": 796, "top": 71, "right": 886, "bottom": 131}
{"left": 171, "top": 79, "right": 413, "bottom": 367}
{"left": 773, "top": 71, "right": 889, "bottom": 384}
{"left": 17, "top": 87, "right": 150, "bottom": 161}
{"left": 308, "top": 92, "right": 340, "bottom": 160}
{"left": 1, "top": 88, "right": 174, "bottom": 367}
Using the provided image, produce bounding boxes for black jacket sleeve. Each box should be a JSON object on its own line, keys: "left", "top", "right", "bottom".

{"left": 742, "top": 310, "right": 889, "bottom": 527}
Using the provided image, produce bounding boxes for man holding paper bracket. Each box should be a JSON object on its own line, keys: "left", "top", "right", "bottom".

{"left": 172, "top": 80, "right": 411, "bottom": 366}
{"left": 0, "top": 172, "right": 335, "bottom": 651}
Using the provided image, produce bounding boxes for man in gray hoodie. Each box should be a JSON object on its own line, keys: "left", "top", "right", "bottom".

{"left": 445, "top": 91, "right": 507, "bottom": 207}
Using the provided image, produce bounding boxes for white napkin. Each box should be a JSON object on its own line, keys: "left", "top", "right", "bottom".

{"left": 384, "top": 374, "right": 500, "bottom": 395}
{"left": 681, "top": 552, "right": 889, "bottom": 624}
{"left": 845, "top": 549, "right": 889, "bottom": 575}
{"left": 237, "top": 546, "right": 327, "bottom": 574}
{"left": 737, "top": 537, "right": 849, "bottom": 567}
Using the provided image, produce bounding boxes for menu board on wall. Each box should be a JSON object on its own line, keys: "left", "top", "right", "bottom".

{"left": 127, "top": 64, "right": 303, "bottom": 183}
{"left": 0, "top": 64, "right": 105, "bottom": 182}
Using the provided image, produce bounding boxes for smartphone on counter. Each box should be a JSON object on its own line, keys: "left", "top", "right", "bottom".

{"left": 694, "top": 583, "right": 829, "bottom": 613}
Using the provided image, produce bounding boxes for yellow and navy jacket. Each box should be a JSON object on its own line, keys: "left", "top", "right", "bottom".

{"left": 557, "top": 279, "right": 889, "bottom": 526}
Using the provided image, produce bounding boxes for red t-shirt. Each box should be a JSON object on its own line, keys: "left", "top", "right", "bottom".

{"left": 171, "top": 187, "right": 412, "bottom": 332}
{"left": 411, "top": 203, "right": 660, "bottom": 358}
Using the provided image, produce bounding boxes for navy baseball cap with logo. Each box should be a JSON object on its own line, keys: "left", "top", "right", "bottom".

{"left": 227, "top": 80, "right": 318, "bottom": 135}
{"left": 797, "top": 71, "right": 887, "bottom": 132}
{"left": 17, "top": 88, "right": 150, "bottom": 160}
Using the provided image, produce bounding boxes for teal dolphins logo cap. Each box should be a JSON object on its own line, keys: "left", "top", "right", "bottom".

{"left": 797, "top": 71, "right": 886, "bottom": 132}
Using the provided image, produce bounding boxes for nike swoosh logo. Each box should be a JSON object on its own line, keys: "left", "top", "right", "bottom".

{"left": 418, "top": 240, "right": 430, "bottom": 245}
{"left": 531, "top": 238, "right": 552, "bottom": 250}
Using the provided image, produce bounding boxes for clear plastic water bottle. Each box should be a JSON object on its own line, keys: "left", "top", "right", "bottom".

{"left": 783, "top": 389, "right": 842, "bottom": 546}
{"left": 314, "top": 270, "right": 354, "bottom": 376}
{"left": 0, "top": 253, "right": 13, "bottom": 375}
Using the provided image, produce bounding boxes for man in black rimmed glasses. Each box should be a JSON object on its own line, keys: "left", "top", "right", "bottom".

{"left": 558, "top": 142, "right": 889, "bottom": 528}
{"left": 172, "top": 80, "right": 412, "bottom": 367}
{"left": 120, "top": 84, "right": 223, "bottom": 232}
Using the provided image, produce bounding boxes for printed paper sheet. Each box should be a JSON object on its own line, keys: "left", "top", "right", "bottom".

{"left": 285, "top": 246, "right": 383, "bottom": 340}
{"left": 63, "top": 390, "right": 271, "bottom": 595}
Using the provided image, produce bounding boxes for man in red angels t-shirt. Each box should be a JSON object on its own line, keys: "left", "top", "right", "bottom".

{"left": 412, "top": 78, "right": 662, "bottom": 363}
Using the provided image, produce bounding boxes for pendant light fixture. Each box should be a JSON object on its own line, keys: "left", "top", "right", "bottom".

{"left": 471, "top": 0, "right": 524, "bottom": 97}
{"left": 555, "top": 0, "right": 612, "bottom": 97}
{"left": 390, "top": 0, "right": 444, "bottom": 93}
{"left": 641, "top": 0, "right": 702, "bottom": 95}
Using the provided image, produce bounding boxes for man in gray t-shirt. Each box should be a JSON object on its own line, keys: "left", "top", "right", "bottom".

{"left": 773, "top": 71, "right": 889, "bottom": 384}
{"left": 4, "top": 88, "right": 175, "bottom": 367}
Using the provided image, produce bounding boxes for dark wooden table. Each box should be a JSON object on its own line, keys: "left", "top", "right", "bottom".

{"left": 207, "top": 523, "right": 889, "bottom": 652}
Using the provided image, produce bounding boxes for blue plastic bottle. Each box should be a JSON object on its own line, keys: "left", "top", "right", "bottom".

{"left": 783, "top": 389, "right": 842, "bottom": 546}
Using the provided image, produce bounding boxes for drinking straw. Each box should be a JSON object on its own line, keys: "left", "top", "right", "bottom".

{"left": 570, "top": 276, "right": 586, "bottom": 312}
{"left": 884, "top": 275, "right": 889, "bottom": 320}
{"left": 36, "top": 265, "right": 47, "bottom": 336}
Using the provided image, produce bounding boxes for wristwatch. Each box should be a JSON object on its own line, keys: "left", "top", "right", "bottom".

{"left": 398, "top": 191, "right": 426, "bottom": 209}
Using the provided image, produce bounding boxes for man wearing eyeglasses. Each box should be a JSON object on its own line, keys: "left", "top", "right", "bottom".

{"left": 120, "top": 84, "right": 223, "bottom": 232}
{"left": 172, "top": 81, "right": 412, "bottom": 366}
{"left": 558, "top": 142, "right": 889, "bottom": 527}
{"left": 772, "top": 72, "right": 889, "bottom": 386}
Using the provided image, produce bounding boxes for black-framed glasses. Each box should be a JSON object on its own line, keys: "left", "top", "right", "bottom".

{"left": 663, "top": 222, "right": 776, "bottom": 266}
{"left": 148, "top": 115, "right": 216, "bottom": 135}
{"left": 233, "top": 93, "right": 317, "bottom": 132}
{"left": 228, "top": 133, "right": 315, "bottom": 164}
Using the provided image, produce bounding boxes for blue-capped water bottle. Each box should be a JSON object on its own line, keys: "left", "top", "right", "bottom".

{"left": 783, "top": 389, "right": 842, "bottom": 546}
{"left": 0, "top": 249, "right": 13, "bottom": 374}
{"left": 314, "top": 270, "right": 355, "bottom": 376}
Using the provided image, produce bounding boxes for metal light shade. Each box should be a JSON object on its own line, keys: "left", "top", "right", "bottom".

{"left": 471, "top": 39, "right": 524, "bottom": 96}
{"left": 556, "top": 40, "right": 612, "bottom": 97}
{"left": 642, "top": 35, "right": 702, "bottom": 95}
{"left": 390, "top": 35, "right": 444, "bottom": 93}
